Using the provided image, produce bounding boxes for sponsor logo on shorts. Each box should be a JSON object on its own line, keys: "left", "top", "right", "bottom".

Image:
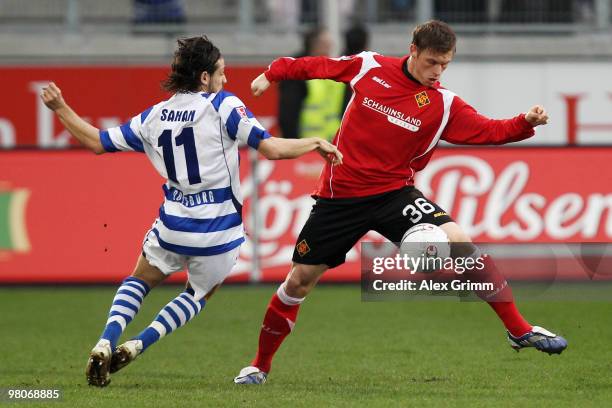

{"left": 415, "top": 91, "right": 430, "bottom": 108}
{"left": 434, "top": 211, "right": 447, "bottom": 218}
{"left": 296, "top": 239, "right": 311, "bottom": 257}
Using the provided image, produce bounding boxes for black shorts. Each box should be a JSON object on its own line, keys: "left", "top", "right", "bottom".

{"left": 292, "top": 186, "right": 454, "bottom": 268}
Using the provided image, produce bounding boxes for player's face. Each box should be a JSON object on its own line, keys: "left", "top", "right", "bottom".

{"left": 311, "top": 31, "right": 333, "bottom": 56}
{"left": 409, "top": 45, "right": 454, "bottom": 87}
{"left": 205, "top": 58, "right": 227, "bottom": 93}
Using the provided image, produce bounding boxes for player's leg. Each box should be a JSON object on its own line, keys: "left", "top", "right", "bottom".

{"left": 440, "top": 222, "right": 567, "bottom": 354}
{"left": 86, "top": 253, "right": 168, "bottom": 387}
{"left": 234, "top": 262, "right": 327, "bottom": 384}
{"left": 375, "top": 186, "right": 527, "bottom": 329}
{"left": 375, "top": 187, "right": 567, "bottom": 354}
{"left": 235, "top": 197, "right": 372, "bottom": 384}
{"left": 439, "top": 222, "right": 533, "bottom": 334}
{"left": 98, "top": 256, "right": 167, "bottom": 348}
{"left": 111, "top": 245, "right": 240, "bottom": 373}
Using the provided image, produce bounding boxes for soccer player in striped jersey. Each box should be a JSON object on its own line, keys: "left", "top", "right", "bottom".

{"left": 40, "top": 35, "right": 342, "bottom": 387}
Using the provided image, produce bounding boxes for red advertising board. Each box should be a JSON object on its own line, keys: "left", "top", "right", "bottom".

{"left": 1, "top": 148, "right": 611, "bottom": 283}
{"left": 0, "top": 66, "right": 277, "bottom": 148}
{"left": 3, "top": 64, "right": 612, "bottom": 147}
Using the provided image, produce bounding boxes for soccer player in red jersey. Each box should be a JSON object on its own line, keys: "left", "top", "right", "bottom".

{"left": 234, "top": 20, "right": 567, "bottom": 384}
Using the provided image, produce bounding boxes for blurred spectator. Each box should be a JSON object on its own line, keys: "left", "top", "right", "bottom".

{"left": 266, "top": 0, "right": 300, "bottom": 32}
{"left": 133, "top": 0, "right": 186, "bottom": 24}
{"left": 277, "top": 27, "right": 345, "bottom": 140}
{"left": 343, "top": 23, "right": 369, "bottom": 56}
{"left": 341, "top": 23, "right": 370, "bottom": 112}
{"left": 576, "top": 0, "right": 595, "bottom": 23}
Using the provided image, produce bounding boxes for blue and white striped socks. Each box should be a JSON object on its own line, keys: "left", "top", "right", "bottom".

{"left": 134, "top": 288, "right": 206, "bottom": 352}
{"left": 100, "top": 276, "right": 150, "bottom": 350}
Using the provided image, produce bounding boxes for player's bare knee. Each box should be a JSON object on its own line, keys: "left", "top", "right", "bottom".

{"left": 284, "top": 264, "right": 325, "bottom": 298}
{"left": 131, "top": 271, "right": 165, "bottom": 289}
{"left": 131, "top": 255, "right": 167, "bottom": 289}
{"left": 284, "top": 275, "right": 312, "bottom": 298}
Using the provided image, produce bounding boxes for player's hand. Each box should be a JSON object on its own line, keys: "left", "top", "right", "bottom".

{"left": 316, "top": 139, "right": 343, "bottom": 166}
{"left": 251, "top": 73, "right": 271, "bottom": 97}
{"left": 40, "top": 82, "right": 67, "bottom": 111}
{"left": 525, "top": 105, "right": 548, "bottom": 127}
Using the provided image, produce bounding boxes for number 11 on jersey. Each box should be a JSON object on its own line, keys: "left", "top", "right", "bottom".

{"left": 157, "top": 127, "right": 202, "bottom": 185}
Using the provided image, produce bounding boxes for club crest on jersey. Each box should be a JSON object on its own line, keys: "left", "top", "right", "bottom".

{"left": 236, "top": 106, "right": 248, "bottom": 120}
{"left": 296, "top": 239, "right": 311, "bottom": 257}
{"left": 415, "top": 91, "right": 430, "bottom": 108}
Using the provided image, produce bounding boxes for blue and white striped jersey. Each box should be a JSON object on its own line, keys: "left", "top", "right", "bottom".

{"left": 99, "top": 91, "right": 270, "bottom": 256}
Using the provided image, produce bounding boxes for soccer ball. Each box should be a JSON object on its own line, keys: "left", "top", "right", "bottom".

{"left": 400, "top": 223, "right": 451, "bottom": 273}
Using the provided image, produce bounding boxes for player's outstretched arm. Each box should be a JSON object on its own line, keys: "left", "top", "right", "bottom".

{"left": 40, "top": 82, "right": 105, "bottom": 154}
{"left": 442, "top": 98, "right": 550, "bottom": 145}
{"left": 258, "top": 136, "right": 343, "bottom": 165}
{"left": 251, "top": 55, "right": 362, "bottom": 96}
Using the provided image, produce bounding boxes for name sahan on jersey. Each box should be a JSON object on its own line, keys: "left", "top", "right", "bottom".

{"left": 361, "top": 96, "right": 421, "bottom": 132}
{"left": 160, "top": 109, "right": 196, "bottom": 122}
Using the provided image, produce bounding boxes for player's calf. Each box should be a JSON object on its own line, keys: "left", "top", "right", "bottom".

{"left": 131, "top": 288, "right": 206, "bottom": 353}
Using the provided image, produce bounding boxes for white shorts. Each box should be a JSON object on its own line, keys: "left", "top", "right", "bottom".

{"left": 142, "top": 229, "right": 240, "bottom": 300}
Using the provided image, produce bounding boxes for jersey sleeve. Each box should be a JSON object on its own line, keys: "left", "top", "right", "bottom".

{"left": 441, "top": 96, "right": 535, "bottom": 145}
{"left": 99, "top": 106, "right": 153, "bottom": 153}
{"left": 264, "top": 52, "right": 369, "bottom": 84}
{"left": 211, "top": 91, "right": 271, "bottom": 150}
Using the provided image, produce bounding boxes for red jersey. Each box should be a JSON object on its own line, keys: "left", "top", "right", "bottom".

{"left": 265, "top": 52, "right": 535, "bottom": 198}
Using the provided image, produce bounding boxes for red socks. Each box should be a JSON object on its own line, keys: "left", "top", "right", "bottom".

{"left": 487, "top": 301, "right": 532, "bottom": 337}
{"left": 473, "top": 255, "right": 532, "bottom": 337}
{"left": 252, "top": 287, "right": 302, "bottom": 373}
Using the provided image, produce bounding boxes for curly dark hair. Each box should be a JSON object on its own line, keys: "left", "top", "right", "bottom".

{"left": 162, "top": 35, "right": 221, "bottom": 93}
{"left": 411, "top": 20, "right": 456, "bottom": 54}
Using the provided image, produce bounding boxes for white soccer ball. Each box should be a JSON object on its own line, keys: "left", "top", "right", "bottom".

{"left": 400, "top": 223, "right": 451, "bottom": 273}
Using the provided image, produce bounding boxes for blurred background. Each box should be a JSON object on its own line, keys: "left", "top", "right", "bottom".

{"left": 1, "top": 0, "right": 611, "bottom": 285}
{"left": 0, "top": 0, "right": 610, "bottom": 62}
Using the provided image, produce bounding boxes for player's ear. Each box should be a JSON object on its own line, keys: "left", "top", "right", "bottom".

{"left": 409, "top": 43, "right": 418, "bottom": 58}
{"left": 200, "top": 71, "right": 210, "bottom": 91}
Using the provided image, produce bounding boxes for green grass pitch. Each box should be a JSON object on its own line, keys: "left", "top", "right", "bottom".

{"left": 1, "top": 285, "right": 610, "bottom": 407}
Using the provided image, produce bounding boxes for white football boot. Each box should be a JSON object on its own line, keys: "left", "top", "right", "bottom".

{"left": 110, "top": 340, "right": 143, "bottom": 373}
{"left": 86, "top": 339, "right": 112, "bottom": 387}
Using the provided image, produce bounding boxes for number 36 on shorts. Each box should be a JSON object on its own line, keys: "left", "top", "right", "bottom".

{"left": 401, "top": 197, "right": 437, "bottom": 223}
